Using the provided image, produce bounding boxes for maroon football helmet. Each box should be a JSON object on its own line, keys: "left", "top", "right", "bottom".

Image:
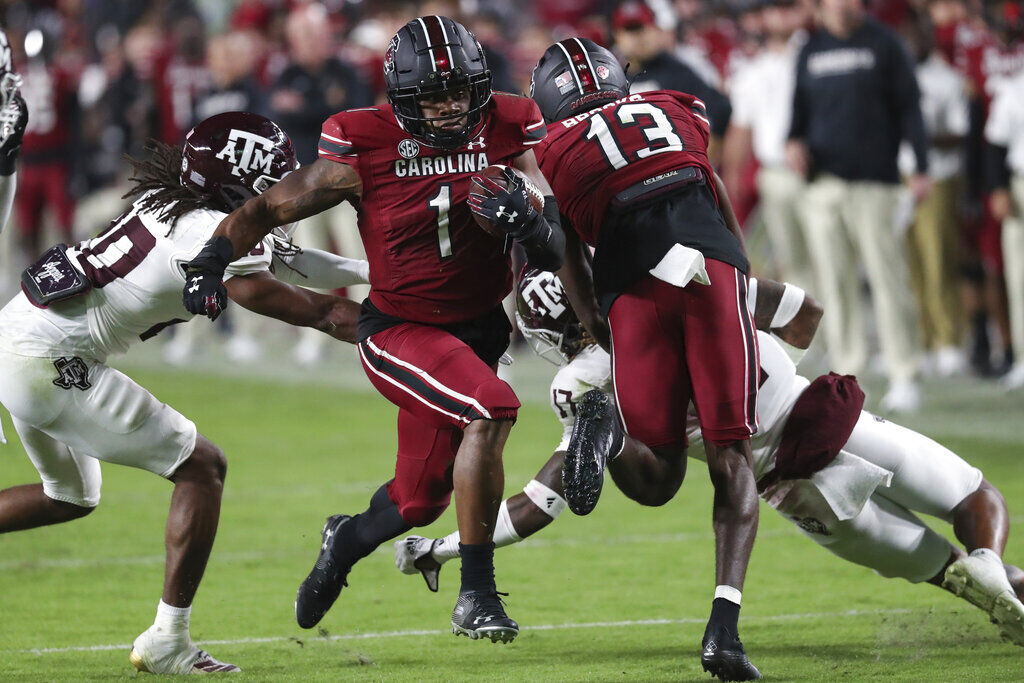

{"left": 180, "top": 111, "right": 299, "bottom": 218}
{"left": 516, "top": 268, "right": 591, "bottom": 365}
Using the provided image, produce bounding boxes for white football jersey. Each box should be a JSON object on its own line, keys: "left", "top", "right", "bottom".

{"left": 0, "top": 193, "right": 272, "bottom": 361}
{"left": 549, "top": 331, "right": 808, "bottom": 480}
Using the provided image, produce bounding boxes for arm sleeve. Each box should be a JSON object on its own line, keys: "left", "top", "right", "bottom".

{"left": 891, "top": 38, "right": 930, "bottom": 174}
{"left": 271, "top": 239, "right": 370, "bottom": 289}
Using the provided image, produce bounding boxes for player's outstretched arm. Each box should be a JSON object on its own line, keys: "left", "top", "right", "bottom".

{"left": 271, "top": 239, "right": 370, "bottom": 289}
{"left": 225, "top": 271, "right": 360, "bottom": 343}
{"left": 557, "top": 226, "right": 609, "bottom": 350}
{"left": 750, "top": 278, "right": 823, "bottom": 350}
{"left": 182, "top": 159, "right": 362, "bottom": 320}
{"left": 0, "top": 90, "right": 28, "bottom": 234}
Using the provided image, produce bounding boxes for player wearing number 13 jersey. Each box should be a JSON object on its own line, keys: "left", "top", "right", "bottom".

{"left": 530, "top": 39, "right": 761, "bottom": 681}
{"left": 178, "top": 16, "right": 565, "bottom": 643}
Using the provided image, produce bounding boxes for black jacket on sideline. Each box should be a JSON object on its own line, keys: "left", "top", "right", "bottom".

{"left": 630, "top": 51, "right": 732, "bottom": 138}
{"left": 789, "top": 17, "right": 929, "bottom": 183}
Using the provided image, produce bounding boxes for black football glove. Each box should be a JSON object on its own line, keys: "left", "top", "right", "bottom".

{"left": 0, "top": 91, "right": 28, "bottom": 176}
{"left": 182, "top": 236, "right": 233, "bottom": 320}
{"left": 468, "top": 167, "right": 540, "bottom": 240}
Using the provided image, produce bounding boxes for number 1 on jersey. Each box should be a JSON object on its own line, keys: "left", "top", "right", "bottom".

{"left": 429, "top": 183, "right": 453, "bottom": 259}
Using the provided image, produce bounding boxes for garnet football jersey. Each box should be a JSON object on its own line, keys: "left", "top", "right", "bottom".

{"left": 318, "top": 93, "right": 546, "bottom": 324}
{"left": 533, "top": 90, "right": 716, "bottom": 246}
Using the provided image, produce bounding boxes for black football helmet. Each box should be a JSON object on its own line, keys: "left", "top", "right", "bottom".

{"left": 180, "top": 111, "right": 298, "bottom": 225}
{"left": 384, "top": 15, "right": 492, "bottom": 150}
{"left": 516, "top": 268, "right": 592, "bottom": 365}
{"left": 530, "top": 38, "right": 630, "bottom": 124}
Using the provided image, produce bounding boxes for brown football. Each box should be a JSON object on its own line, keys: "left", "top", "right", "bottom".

{"left": 470, "top": 164, "right": 545, "bottom": 239}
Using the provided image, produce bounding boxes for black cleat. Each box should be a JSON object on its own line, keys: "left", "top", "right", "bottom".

{"left": 451, "top": 590, "right": 519, "bottom": 643}
{"left": 701, "top": 625, "right": 762, "bottom": 681}
{"left": 295, "top": 514, "right": 354, "bottom": 629}
{"left": 562, "top": 389, "right": 623, "bottom": 515}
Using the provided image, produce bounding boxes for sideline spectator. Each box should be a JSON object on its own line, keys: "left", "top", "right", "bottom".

{"left": 787, "top": 0, "right": 930, "bottom": 412}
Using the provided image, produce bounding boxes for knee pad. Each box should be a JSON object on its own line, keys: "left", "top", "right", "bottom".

{"left": 472, "top": 378, "right": 520, "bottom": 422}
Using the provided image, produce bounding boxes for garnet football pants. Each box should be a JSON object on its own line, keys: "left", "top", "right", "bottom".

{"left": 608, "top": 260, "right": 759, "bottom": 448}
{"left": 358, "top": 322, "right": 520, "bottom": 526}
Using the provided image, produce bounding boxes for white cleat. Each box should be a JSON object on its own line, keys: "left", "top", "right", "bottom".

{"left": 130, "top": 625, "right": 241, "bottom": 674}
{"left": 943, "top": 549, "right": 1024, "bottom": 646}
{"left": 1000, "top": 362, "right": 1024, "bottom": 391}
{"left": 394, "top": 535, "right": 441, "bottom": 592}
{"left": 879, "top": 380, "right": 921, "bottom": 414}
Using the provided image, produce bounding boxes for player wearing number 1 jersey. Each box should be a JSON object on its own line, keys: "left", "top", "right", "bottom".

{"left": 179, "top": 16, "right": 565, "bottom": 642}
{"left": 530, "top": 39, "right": 761, "bottom": 680}
{"left": 0, "top": 112, "right": 362, "bottom": 675}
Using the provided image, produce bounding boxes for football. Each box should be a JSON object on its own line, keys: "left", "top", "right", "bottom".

{"left": 470, "top": 164, "right": 546, "bottom": 239}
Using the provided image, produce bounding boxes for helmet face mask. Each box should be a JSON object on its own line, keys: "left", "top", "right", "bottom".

{"left": 180, "top": 111, "right": 299, "bottom": 215}
{"left": 385, "top": 16, "right": 493, "bottom": 150}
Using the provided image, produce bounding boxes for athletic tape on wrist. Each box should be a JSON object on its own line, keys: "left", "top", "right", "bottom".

{"left": 714, "top": 585, "right": 742, "bottom": 606}
{"left": 746, "top": 277, "right": 758, "bottom": 316}
{"left": 770, "top": 284, "right": 805, "bottom": 329}
{"left": 524, "top": 479, "right": 568, "bottom": 519}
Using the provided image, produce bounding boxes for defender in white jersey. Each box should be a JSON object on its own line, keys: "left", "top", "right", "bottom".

{"left": 0, "top": 113, "right": 365, "bottom": 675}
{"left": 397, "top": 272, "right": 1024, "bottom": 646}
{"left": 0, "top": 28, "right": 26, "bottom": 238}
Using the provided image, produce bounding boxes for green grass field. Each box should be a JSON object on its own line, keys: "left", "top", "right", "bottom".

{"left": 2, "top": 347, "right": 1024, "bottom": 681}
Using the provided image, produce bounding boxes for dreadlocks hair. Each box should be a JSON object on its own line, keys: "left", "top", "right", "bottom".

{"left": 122, "top": 140, "right": 213, "bottom": 235}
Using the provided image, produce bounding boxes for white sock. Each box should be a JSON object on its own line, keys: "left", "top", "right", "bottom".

{"left": 431, "top": 500, "right": 523, "bottom": 564}
{"left": 154, "top": 600, "right": 191, "bottom": 634}
{"left": 433, "top": 531, "right": 462, "bottom": 563}
{"left": 493, "top": 500, "right": 522, "bottom": 547}
{"left": 714, "top": 585, "right": 742, "bottom": 606}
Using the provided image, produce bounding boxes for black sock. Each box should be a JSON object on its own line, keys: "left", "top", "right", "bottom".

{"left": 333, "top": 484, "right": 411, "bottom": 564}
{"left": 707, "top": 598, "right": 741, "bottom": 638}
{"left": 459, "top": 542, "right": 496, "bottom": 593}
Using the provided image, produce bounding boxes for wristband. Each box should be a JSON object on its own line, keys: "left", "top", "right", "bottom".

{"left": 770, "top": 284, "right": 805, "bottom": 329}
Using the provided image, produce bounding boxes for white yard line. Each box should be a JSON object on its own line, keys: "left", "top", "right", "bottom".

{"left": 15, "top": 607, "right": 931, "bottom": 655}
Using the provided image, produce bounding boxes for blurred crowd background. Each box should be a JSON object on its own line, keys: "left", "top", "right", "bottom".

{"left": 3, "top": 0, "right": 1024, "bottom": 407}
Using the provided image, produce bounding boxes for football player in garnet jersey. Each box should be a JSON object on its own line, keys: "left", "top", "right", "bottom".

{"left": 179, "top": 16, "right": 565, "bottom": 642}
{"left": 0, "top": 112, "right": 366, "bottom": 674}
{"left": 530, "top": 39, "right": 762, "bottom": 680}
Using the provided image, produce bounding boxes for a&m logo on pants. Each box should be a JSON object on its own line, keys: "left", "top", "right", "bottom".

{"left": 52, "top": 357, "right": 92, "bottom": 391}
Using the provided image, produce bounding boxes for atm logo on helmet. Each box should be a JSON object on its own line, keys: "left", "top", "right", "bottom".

{"left": 215, "top": 129, "right": 276, "bottom": 178}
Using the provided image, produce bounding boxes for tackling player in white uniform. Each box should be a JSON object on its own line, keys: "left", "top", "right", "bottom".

{"left": 0, "top": 112, "right": 367, "bottom": 674}
{"left": 396, "top": 271, "right": 1024, "bottom": 647}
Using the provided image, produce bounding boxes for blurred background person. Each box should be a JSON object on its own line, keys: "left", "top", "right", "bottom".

{"left": 192, "top": 31, "right": 266, "bottom": 123}
{"left": 270, "top": 2, "right": 371, "bottom": 366}
{"left": 900, "top": 14, "right": 970, "bottom": 378}
{"left": 787, "top": 0, "right": 930, "bottom": 412}
{"left": 723, "top": 0, "right": 812, "bottom": 289}
{"left": 986, "top": 61, "right": 1024, "bottom": 389}
{"left": 613, "top": 0, "right": 732, "bottom": 164}
{"left": 14, "top": 26, "right": 79, "bottom": 268}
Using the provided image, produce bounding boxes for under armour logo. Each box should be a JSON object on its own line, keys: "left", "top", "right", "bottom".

{"left": 187, "top": 281, "right": 201, "bottom": 293}
{"left": 496, "top": 206, "right": 518, "bottom": 223}
{"left": 473, "top": 615, "right": 495, "bottom": 625}
{"left": 466, "top": 135, "right": 487, "bottom": 150}
{"left": 215, "top": 129, "right": 276, "bottom": 178}
{"left": 322, "top": 527, "right": 334, "bottom": 551}
{"left": 52, "top": 357, "right": 91, "bottom": 391}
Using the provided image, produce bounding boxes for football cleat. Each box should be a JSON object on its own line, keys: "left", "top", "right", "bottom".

{"left": 943, "top": 550, "right": 1024, "bottom": 646}
{"left": 394, "top": 535, "right": 442, "bottom": 592}
{"left": 294, "top": 514, "right": 354, "bottom": 629}
{"left": 130, "top": 626, "right": 240, "bottom": 674}
{"left": 562, "top": 389, "right": 623, "bottom": 515}
{"left": 700, "top": 625, "right": 762, "bottom": 681}
{"left": 451, "top": 590, "right": 519, "bottom": 643}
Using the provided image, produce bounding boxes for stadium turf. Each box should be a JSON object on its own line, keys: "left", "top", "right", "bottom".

{"left": 2, "top": 351, "right": 1023, "bottom": 681}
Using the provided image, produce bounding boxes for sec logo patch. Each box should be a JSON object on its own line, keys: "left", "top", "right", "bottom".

{"left": 398, "top": 139, "right": 421, "bottom": 159}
